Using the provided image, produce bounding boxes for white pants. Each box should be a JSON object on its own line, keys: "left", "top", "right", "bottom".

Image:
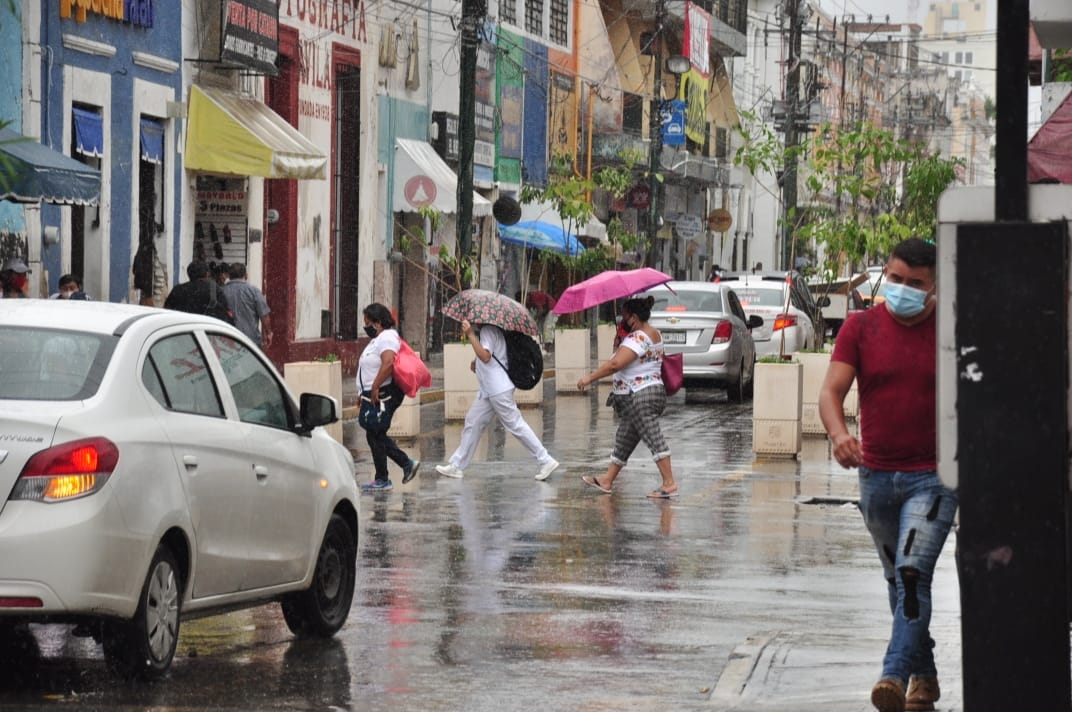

{"left": 450, "top": 390, "right": 551, "bottom": 469}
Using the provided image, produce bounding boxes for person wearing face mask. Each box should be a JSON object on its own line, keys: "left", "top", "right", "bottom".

{"left": 357, "top": 303, "right": 420, "bottom": 492}
{"left": 818, "top": 238, "right": 957, "bottom": 712}
{"left": 49, "top": 273, "right": 91, "bottom": 300}
{"left": 0, "top": 257, "right": 30, "bottom": 298}
{"left": 576, "top": 295, "right": 678, "bottom": 499}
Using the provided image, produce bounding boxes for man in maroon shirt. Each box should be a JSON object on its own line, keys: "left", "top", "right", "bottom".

{"left": 819, "top": 238, "right": 958, "bottom": 712}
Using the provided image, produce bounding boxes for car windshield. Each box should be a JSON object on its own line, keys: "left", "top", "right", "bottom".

{"left": 649, "top": 290, "right": 723, "bottom": 312}
{"left": 727, "top": 286, "right": 786, "bottom": 308}
{"left": 0, "top": 326, "right": 116, "bottom": 400}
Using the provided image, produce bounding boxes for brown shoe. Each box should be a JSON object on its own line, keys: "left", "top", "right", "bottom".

{"left": 871, "top": 677, "right": 906, "bottom": 712}
{"left": 905, "top": 675, "right": 940, "bottom": 711}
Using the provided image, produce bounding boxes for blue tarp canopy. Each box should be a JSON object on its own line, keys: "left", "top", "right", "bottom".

{"left": 73, "top": 108, "right": 104, "bottom": 158}
{"left": 498, "top": 220, "right": 585, "bottom": 255}
{"left": 0, "top": 127, "right": 101, "bottom": 205}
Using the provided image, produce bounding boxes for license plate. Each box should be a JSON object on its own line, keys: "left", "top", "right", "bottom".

{"left": 662, "top": 331, "right": 686, "bottom": 344}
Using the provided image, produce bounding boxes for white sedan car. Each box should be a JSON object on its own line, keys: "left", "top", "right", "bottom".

{"left": 0, "top": 301, "right": 360, "bottom": 679}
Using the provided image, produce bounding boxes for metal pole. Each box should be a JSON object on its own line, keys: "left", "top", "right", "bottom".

{"left": 646, "top": 0, "right": 665, "bottom": 267}
{"left": 781, "top": 0, "right": 801, "bottom": 271}
{"left": 456, "top": 0, "right": 485, "bottom": 276}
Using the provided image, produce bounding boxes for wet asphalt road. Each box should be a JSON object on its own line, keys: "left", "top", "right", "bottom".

{"left": 0, "top": 384, "right": 960, "bottom": 711}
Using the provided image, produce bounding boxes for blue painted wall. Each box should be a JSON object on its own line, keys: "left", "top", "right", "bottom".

{"left": 522, "top": 40, "right": 548, "bottom": 187}
{"left": 0, "top": 2, "right": 26, "bottom": 236}
{"left": 39, "top": 1, "right": 183, "bottom": 302}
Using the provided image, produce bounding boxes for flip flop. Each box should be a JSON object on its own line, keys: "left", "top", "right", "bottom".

{"left": 582, "top": 475, "right": 612, "bottom": 494}
{"left": 646, "top": 488, "right": 677, "bottom": 499}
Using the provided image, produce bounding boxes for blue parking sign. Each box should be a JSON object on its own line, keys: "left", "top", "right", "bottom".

{"left": 661, "top": 100, "right": 686, "bottom": 147}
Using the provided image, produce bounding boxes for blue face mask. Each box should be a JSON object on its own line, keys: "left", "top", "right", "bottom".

{"left": 884, "top": 282, "right": 929, "bottom": 318}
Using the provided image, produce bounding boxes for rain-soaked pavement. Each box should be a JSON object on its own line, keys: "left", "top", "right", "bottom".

{"left": 0, "top": 381, "right": 962, "bottom": 711}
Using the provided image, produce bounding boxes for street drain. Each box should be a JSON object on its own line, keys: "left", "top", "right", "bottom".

{"left": 795, "top": 496, "right": 858, "bottom": 506}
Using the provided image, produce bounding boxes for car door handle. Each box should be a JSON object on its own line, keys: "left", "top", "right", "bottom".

{"left": 182, "top": 455, "right": 198, "bottom": 469}
{"left": 253, "top": 464, "right": 269, "bottom": 480}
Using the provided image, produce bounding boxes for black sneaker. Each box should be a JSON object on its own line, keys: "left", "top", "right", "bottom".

{"left": 402, "top": 459, "right": 421, "bottom": 484}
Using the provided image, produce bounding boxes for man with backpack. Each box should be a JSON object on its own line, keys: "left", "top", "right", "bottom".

{"left": 435, "top": 319, "right": 559, "bottom": 481}
{"left": 164, "top": 261, "right": 234, "bottom": 324}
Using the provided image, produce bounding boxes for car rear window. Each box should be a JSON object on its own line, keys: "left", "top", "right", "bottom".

{"left": 728, "top": 286, "right": 786, "bottom": 308}
{"left": 0, "top": 327, "right": 115, "bottom": 400}
{"left": 648, "top": 290, "right": 723, "bottom": 312}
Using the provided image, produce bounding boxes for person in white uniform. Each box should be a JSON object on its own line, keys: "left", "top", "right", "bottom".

{"left": 435, "top": 319, "right": 559, "bottom": 481}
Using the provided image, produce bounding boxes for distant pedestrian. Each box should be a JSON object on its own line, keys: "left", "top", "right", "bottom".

{"left": 0, "top": 257, "right": 30, "bottom": 298}
{"left": 577, "top": 296, "right": 678, "bottom": 499}
{"left": 222, "top": 262, "right": 271, "bottom": 346}
{"left": 435, "top": 319, "right": 559, "bottom": 481}
{"left": 164, "top": 261, "right": 232, "bottom": 323}
{"left": 818, "top": 238, "right": 957, "bottom": 712}
{"left": 50, "top": 273, "right": 91, "bottom": 300}
{"left": 358, "top": 303, "right": 420, "bottom": 492}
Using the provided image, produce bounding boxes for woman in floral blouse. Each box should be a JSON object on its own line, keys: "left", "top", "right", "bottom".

{"left": 576, "top": 295, "right": 678, "bottom": 498}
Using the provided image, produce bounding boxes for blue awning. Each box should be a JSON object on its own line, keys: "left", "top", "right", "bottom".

{"left": 499, "top": 220, "right": 585, "bottom": 255}
{"left": 140, "top": 118, "right": 164, "bottom": 164}
{"left": 0, "top": 127, "right": 101, "bottom": 205}
{"left": 73, "top": 107, "right": 104, "bottom": 158}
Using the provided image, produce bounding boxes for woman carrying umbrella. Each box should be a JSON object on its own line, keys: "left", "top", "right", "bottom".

{"left": 576, "top": 295, "right": 678, "bottom": 499}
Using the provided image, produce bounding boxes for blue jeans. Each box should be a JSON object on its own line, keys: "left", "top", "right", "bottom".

{"left": 857, "top": 467, "right": 958, "bottom": 684}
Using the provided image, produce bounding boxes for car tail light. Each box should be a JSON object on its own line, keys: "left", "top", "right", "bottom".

{"left": 11, "top": 437, "right": 119, "bottom": 502}
{"left": 772, "top": 314, "right": 797, "bottom": 331}
{"left": 712, "top": 321, "right": 733, "bottom": 344}
{"left": 0, "top": 597, "right": 43, "bottom": 608}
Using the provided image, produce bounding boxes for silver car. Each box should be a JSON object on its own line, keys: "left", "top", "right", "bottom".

{"left": 717, "top": 272, "right": 820, "bottom": 359}
{"left": 641, "top": 281, "right": 763, "bottom": 402}
{"left": 0, "top": 301, "right": 360, "bottom": 679}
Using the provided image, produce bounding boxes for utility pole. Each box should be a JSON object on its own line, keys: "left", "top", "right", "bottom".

{"left": 456, "top": 0, "right": 486, "bottom": 280}
{"left": 781, "top": 0, "right": 802, "bottom": 270}
{"left": 646, "top": 0, "right": 665, "bottom": 268}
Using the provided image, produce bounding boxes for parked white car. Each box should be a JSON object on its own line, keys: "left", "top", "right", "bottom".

{"left": 717, "top": 272, "right": 819, "bottom": 359}
{"left": 0, "top": 301, "right": 359, "bottom": 679}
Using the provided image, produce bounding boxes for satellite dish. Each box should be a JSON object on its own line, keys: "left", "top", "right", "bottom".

{"left": 493, "top": 196, "right": 522, "bottom": 226}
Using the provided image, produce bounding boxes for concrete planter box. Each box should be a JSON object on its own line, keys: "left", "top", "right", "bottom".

{"left": 555, "top": 327, "right": 590, "bottom": 393}
{"left": 797, "top": 352, "right": 830, "bottom": 436}
{"left": 443, "top": 342, "right": 478, "bottom": 420}
{"left": 284, "top": 360, "right": 343, "bottom": 443}
{"left": 752, "top": 361, "right": 803, "bottom": 457}
{"left": 595, "top": 323, "right": 616, "bottom": 363}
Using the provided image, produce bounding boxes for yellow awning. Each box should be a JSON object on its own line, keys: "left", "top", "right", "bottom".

{"left": 185, "top": 85, "right": 327, "bottom": 179}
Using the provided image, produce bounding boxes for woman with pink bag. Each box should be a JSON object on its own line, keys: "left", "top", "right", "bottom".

{"left": 575, "top": 296, "right": 679, "bottom": 499}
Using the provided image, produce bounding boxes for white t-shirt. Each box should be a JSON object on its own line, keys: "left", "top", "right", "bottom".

{"left": 612, "top": 330, "right": 664, "bottom": 394}
{"left": 474, "top": 325, "right": 514, "bottom": 397}
{"left": 357, "top": 328, "right": 401, "bottom": 392}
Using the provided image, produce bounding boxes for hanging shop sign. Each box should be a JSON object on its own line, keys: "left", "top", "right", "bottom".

{"left": 195, "top": 176, "right": 249, "bottom": 269}
{"left": 221, "top": 0, "right": 280, "bottom": 76}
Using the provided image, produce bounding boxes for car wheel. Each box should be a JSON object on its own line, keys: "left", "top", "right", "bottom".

{"left": 281, "top": 514, "right": 356, "bottom": 638}
{"left": 102, "top": 544, "right": 182, "bottom": 679}
{"left": 727, "top": 361, "right": 746, "bottom": 403}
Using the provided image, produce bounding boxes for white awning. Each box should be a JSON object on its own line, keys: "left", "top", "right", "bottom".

{"left": 394, "top": 138, "right": 491, "bottom": 216}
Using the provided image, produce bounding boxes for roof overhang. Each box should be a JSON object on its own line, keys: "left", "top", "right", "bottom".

{"left": 185, "top": 85, "right": 326, "bottom": 179}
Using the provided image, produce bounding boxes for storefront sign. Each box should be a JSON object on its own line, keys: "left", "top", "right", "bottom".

{"left": 222, "top": 0, "right": 280, "bottom": 76}
{"left": 432, "top": 112, "right": 460, "bottom": 162}
{"left": 195, "top": 177, "right": 249, "bottom": 268}
{"left": 60, "top": 0, "right": 154, "bottom": 27}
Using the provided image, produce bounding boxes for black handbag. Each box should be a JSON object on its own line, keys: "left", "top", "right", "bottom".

{"left": 358, "top": 396, "right": 393, "bottom": 432}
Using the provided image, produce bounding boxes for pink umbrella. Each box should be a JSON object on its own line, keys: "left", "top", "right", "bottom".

{"left": 553, "top": 268, "right": 673, "bottom": 315}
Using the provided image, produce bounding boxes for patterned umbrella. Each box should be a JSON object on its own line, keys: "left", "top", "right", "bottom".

{"left": 443, "top": 289, "right": 539, "bottom": 337}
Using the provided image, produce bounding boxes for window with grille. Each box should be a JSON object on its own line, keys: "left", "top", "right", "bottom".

{"left": 500, "top": 0, "right": 516, "bottom": 27}
{"left": 525, "top": 0, "right": 543, "bottom": 37}
{"left": 549, "top": 0, "right": 567, "bottom": 45}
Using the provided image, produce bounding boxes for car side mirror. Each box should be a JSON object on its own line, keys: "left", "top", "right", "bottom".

{"left": 297, "top": 392, "right": 338, "bottom": 434}
{"left": 817, "top": 295, "right": 831, "bottom": 308}
{"left": 747, "top": 315, "right": 764, "bottom": 329}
